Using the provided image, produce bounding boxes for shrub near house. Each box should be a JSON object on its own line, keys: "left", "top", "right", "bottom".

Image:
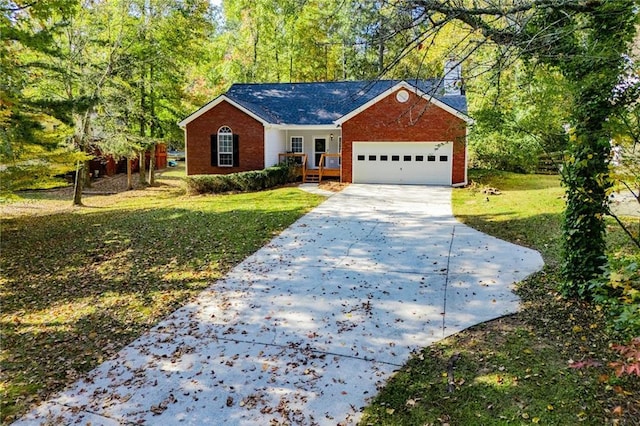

{"left": 185, "top": 164, "right": 295, "bottom": 194}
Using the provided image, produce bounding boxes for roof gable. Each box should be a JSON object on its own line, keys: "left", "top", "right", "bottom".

{"left": 179, "top": 80, "right": 471, "bottom": 128}
{"left": 334, "top": 81, "right": 473, "bottom": 125}
{"left": 177, "top": 95, "right": 269, "bottom": 128}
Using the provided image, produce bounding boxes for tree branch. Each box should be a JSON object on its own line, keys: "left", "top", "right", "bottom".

{"left": 0, "top": 1, "right": 37, "bottom": 12}
{"left": 606, "top": 207, "right": 640, "bottom": 249}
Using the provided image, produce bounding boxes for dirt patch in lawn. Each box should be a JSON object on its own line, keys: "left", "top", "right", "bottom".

{"left": 0, "top": 170, "right": 185, "bottom": 219}
{"left": 318, "top": 180, "right": 349, "bottom": 192}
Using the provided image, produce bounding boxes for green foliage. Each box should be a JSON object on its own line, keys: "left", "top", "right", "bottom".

{"left": 214, "top": 0, "right": 459, "bottom": 84}
{"left": 0, "top": 0, "right": 86, "bottom": 194}
{"left": 467, "top": 65, "right": 570, "bottom": 173}
{"left": 0, "top": 112, "right": 89, "bottom": 193}
{"left": 99, "top": 0, "right": 214, "bottom": 146}
{"left": 469, "top": 130, "right": 540, "bottom": 173}
{"left": 543, "top": 1, "right": 639, "bottom": 294}
{"left": 589, "top": 256, "right": 640, "bottom": 337}
{"left": 2, "top": 0, "right": 215, "bottom": 197}
{"left": 560, "top": 133, "right": 614, "bottom": 296}
{"left": 184, "top": 164, "right": 295, "bottom": 194}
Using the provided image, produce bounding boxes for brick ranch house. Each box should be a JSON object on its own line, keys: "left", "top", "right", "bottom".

{"left": 179, "top": 62, "right": 473, "bottom": 186}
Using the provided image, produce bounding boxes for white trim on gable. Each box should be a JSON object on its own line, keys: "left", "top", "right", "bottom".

{"left": 178, "top": 95, "right": 269, "bottom": 128}
{"left": 334, "top": 81, "right": 474, "bottom": 126}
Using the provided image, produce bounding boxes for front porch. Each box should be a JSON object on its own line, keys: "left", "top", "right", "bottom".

{"left": 278, "top": 153, "right": 341, "bottom": 183}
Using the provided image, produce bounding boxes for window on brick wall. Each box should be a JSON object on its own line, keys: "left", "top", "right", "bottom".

{"left": 211, "top": 126, "right": 239, "bottom": 167}
{"left": 218, "top": 126, "right": 233, "bottom": 167}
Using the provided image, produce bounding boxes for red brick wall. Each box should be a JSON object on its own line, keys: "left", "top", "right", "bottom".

{"left": 185, "top": 101, "right": 264, "bottom": 175}
{"left": 341, "top": 90, "right": 467, "bottom": 184}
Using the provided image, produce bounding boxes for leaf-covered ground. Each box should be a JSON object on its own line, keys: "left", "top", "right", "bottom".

{"left": 0, "top": 169, "right": 324, "bottom": 423}
{"left": 361, "top": 171, "right": 640, "bottom": 425}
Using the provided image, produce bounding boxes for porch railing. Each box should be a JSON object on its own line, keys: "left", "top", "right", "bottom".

{"left": 278, "top": 152, "right": 308, "bottom": 181}
{"left": 278, "top": 152, "right": 341, "bottom": 183}
{"left": 318, "top": 153, "right": 341, "bottom": 182}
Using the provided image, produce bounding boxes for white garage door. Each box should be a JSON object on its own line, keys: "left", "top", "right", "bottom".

{"left": 353, "top": 142, "right": 452, "bottom": 185}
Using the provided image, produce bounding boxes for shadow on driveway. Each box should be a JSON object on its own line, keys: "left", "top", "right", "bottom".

{"left": 15, "top": 185, "right": 544, "bottom": 426}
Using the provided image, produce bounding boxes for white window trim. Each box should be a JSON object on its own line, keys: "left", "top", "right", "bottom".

{"left": 290, "top": 136, "right": 304, "bottom": 153}
{"left": 218, "top": 126, "right": 233, "bottom": 167}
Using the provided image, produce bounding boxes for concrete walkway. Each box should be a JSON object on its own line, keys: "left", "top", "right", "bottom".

{"left": 15, "top": 185, "right": 544, "bottom": 426}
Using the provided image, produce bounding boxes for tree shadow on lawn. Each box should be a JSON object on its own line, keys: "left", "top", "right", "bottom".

{"left": 467, "top": 170, "right": 562, "bottom": 192}
{"left": 0, "top": 203, "right": 310, "bottom": 422}
{"left": 360, "top": 312, "right": 639, "bottom": 426}
{"left": 454, "top": 212, "right": 563, "bottom": 265}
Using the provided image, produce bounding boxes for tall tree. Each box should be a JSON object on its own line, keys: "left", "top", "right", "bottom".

{"left": 13, "top": 0, "right": 129, "bottom": 204}
{"left": 219, "top": 0, "right": 355, "bottom": 83}
{"left": 0, "top": 0, "right": 90, "bottom": 194}
{"left": 382, "top": 0, "right": 638, "bottom": 296}
{"left": 468, "top": 63, "right": 571, "bottom": 172}
{"left": 100, "top": 0, "right": 213, "bottom": 185}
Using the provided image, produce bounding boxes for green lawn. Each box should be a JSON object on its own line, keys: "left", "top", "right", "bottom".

{"left": 0, "top": 178, "right": 324, "bottom": 423}
{"left": 361, "top": 170, "right": 639, "bottom": 426}
{"left": 452, "top": 171, "right": 566, "bottom": 265}
{"left": 2, "top": 170, "right": 637, "bottom": 425}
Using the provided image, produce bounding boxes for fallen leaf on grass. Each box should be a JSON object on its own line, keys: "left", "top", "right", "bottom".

{"left": 568, "top": 359, "right": 601, "bottom": 369}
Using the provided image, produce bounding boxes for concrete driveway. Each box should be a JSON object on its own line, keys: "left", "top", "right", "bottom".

{"left": 15, "top": 185, "right": 544, "bottom": 426}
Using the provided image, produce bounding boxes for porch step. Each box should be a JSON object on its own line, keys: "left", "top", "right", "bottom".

{"left": 304, "top": 175, "right": 320, "bottom": 183}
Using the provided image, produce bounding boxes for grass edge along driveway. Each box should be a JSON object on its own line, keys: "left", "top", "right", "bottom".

{"left": 0, "top": 185, "right": 325, "bottom": 424}
{"left": 360, "top": 171, "right": 639, "bottom": 426}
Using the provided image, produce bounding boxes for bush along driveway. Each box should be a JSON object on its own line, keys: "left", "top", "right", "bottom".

{"left": 14, "top": 184, "right": 543, "bottom": 425}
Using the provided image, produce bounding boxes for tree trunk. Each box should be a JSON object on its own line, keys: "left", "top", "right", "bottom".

{"left": 275, "top": 46, "right": 280, "bottom": 82}
{"left": 84, "top": 160, "right": 92, "bottom": 188}
{"left": 73, "top": 160, "right": 84, "bottom": 206}
{"left": 147, "top": 62, "right": 156, "bottom": 186}
{"left": 139, "top": 65, "right": 147, "bottom": 185}
{"left": 557, "top": 3, "right": 635, "bottom": 297}
{"left": 126, "top": 157, "right": 133, "bottom": 190}
{"left": 148, "top": 143, "right": 156, "bottom": 185}
{"left": 289, "top": 32, "right": 294, "bottom": 82}
{"left": 138, "top": 150, "right": 146, "bottom": 185}
{"left": 71, "top": 111, "right": 92, "bottom": 206}
{"left": 560, "top": 83, "right": 614, "bottom": 296}
{"left": 561, "top": 132, "right": 610, "bottom": 294}
{"left": 377, "top": 18, "right": 384, "bottom": 73}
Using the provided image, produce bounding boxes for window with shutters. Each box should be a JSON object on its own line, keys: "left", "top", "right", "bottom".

{"left": 218, "top": 126, "right": 233, "bottom": 167}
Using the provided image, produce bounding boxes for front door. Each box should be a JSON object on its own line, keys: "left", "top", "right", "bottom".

{"left": 314, "top": 138, "right": 326, "bottom": 168}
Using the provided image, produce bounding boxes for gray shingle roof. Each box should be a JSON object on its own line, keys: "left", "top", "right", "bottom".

{"left": 223, "top": 80, "right": 468, "bottom": 125}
